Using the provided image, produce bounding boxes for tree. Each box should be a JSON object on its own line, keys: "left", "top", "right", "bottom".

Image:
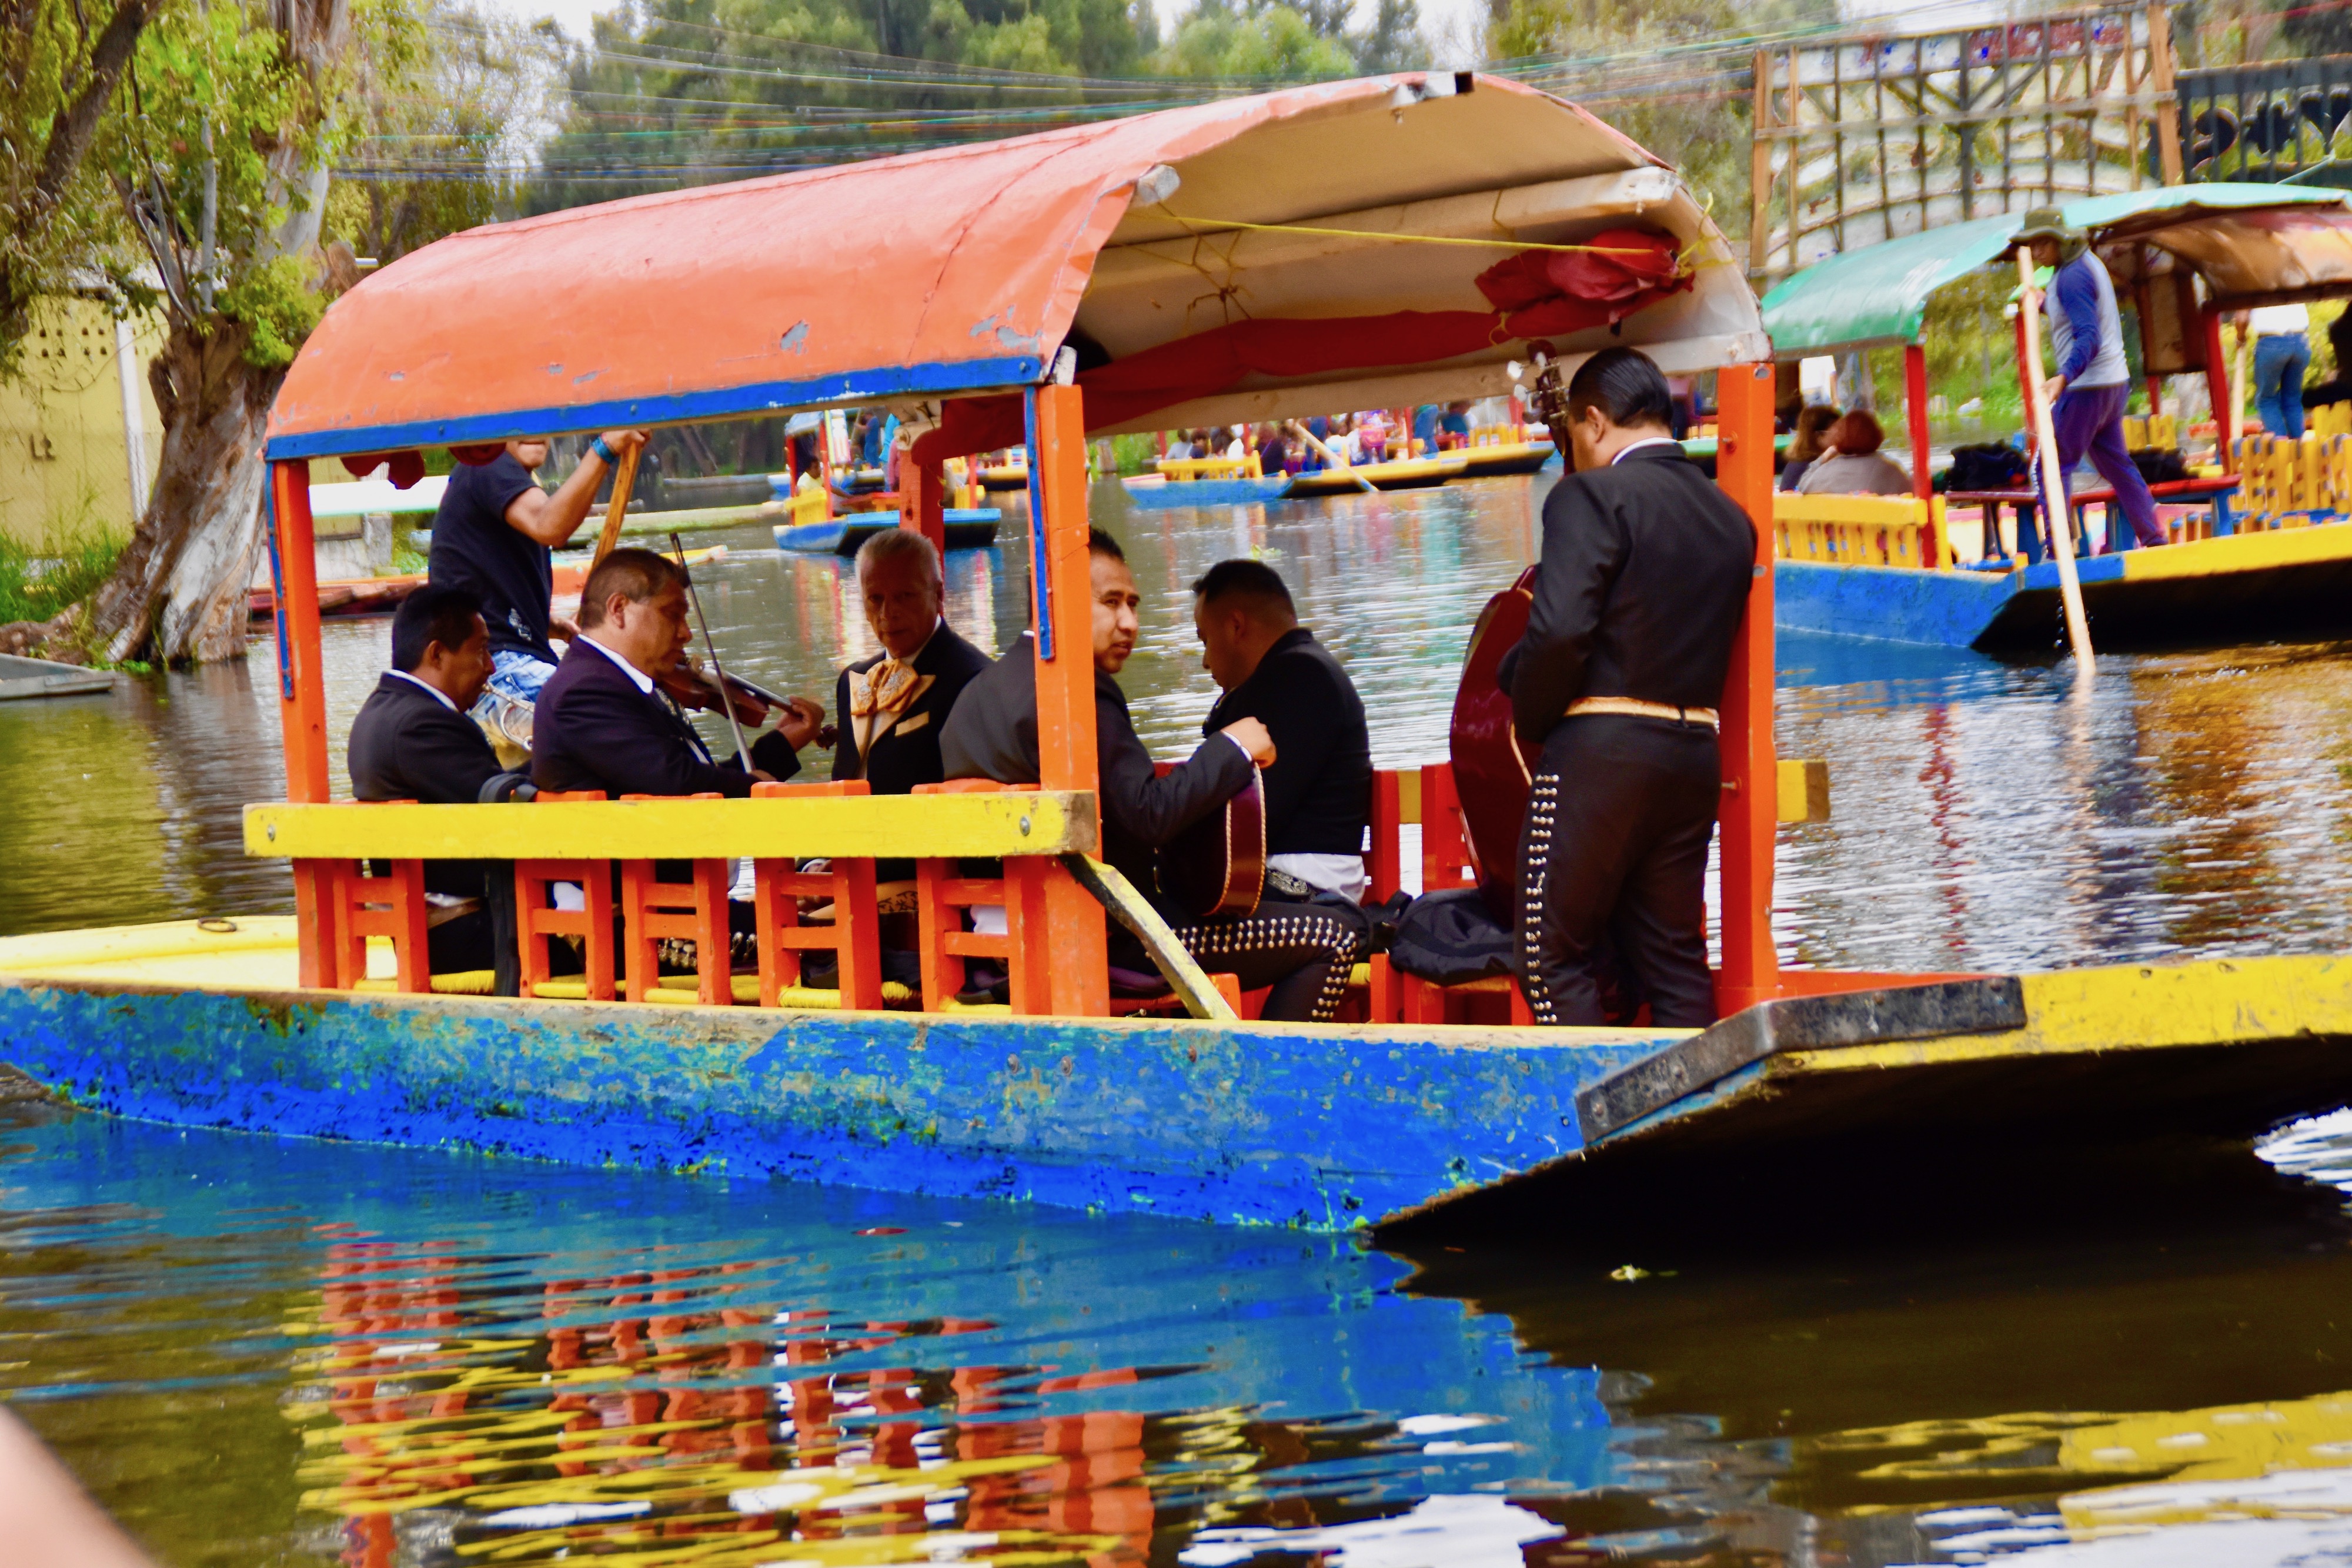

{"left": 530, "top": 0, "right": 1167, "bottom": 210}
{"left": 81, "top": 0, "right": 359, "bottom": 664}
{"left": 82, "top": 0, "right": 550, "bottom": 664}
{"left": 0, "top": 0, "right": 174, "bottom": 366}
{"left": 1154, "top": 0, "right": 1355, "bottom": 79}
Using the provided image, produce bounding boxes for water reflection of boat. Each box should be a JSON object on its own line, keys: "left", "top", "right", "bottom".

{"left": 1762, "top": 184, "right": 2352, "bottom": 651}
{"left": 10, "top": 75, "right": 2352, "bottom": 1240}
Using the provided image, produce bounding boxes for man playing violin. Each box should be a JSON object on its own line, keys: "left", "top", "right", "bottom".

{"left": 940, "top": 529, "right": 1361, "bottom": 1023}
{"left": 533, "top": 548, "right": 826, "bottom": 798}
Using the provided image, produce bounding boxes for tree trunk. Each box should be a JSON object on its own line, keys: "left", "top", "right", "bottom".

{"left": 83, "top": 319, "right": 281, "bottom": 665}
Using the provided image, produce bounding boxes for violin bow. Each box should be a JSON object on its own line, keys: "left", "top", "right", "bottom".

{"left": 590, "top": 442, "right": 643, "bottom": 569}
{"left": 668, "top": 530, "right": 755, "bottom": 767}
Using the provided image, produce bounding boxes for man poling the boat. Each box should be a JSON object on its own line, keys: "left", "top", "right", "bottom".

{"left": 1501, "top": 346, "right": 1755, "bottom": 1028}
{"left": 940, "top": 530, "right": 1362, "bottom": 1022}
{"left": 2013, "top": 208, "right": 2164, "bottom": 551}
{"left": 427, "top": 427, "right": 649, "bottom": 741}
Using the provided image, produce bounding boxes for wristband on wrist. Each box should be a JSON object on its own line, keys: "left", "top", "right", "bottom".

{"left": 592, "top": 436, "right": 618, "bottom": 464}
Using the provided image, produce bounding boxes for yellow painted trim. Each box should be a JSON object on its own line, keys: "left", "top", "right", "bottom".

{"left": 1777, "top": 758, "right": 1830, "bottom": 823}
{"left": 0, "top": 917, "right": 299, "bottom": 972}
{"left": 1775, "top": 493, "right": 1923, "bottom": 525}
{"left": 1773, "top": 954, "right": 2352, "bottom": 1074}
{"left": 244, "top": 791, "right": 1098, "bottom": 861}
{"left": 2120, "top": 521, "right": 2352, "bottom": 581}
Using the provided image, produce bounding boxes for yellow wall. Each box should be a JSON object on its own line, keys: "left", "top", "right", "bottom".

{"left": 0, "top": 299, "right": 165, "bottom": 547}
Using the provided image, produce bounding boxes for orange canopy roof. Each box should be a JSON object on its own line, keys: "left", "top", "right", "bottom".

{"left": 266, "top": 73, "right": 1766, "bottom": 460}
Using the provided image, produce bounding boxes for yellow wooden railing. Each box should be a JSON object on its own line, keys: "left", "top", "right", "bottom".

{"left": 777, "top": 478, "right": 830, "bottom": 528}
{"left": 2121, "top": 413, "right": 2181, "bottom": 450}
{"left": 1773, "top": 492, "right": 1950, "bottom": 570}
{"left": 1155, "top": 453, "right": 1264, "bottom": 481}
{"left": 2230, "top": 433, "right": 2352, "bottom": 527}
{"left": 246, "top": 792, "right": 1096, "bottom": 862}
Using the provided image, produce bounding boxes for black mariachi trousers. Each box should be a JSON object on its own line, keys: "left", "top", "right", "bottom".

{"left": 1515, "top": 714, "right": 1721, "bottom": 1028}
{"left": 1164, "top": 897, "right": 1362, "bottom": 1023}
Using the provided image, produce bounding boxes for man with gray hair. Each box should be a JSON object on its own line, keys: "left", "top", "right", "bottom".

{"left": 833, "top": 527, "right": 991, "bottom": 795}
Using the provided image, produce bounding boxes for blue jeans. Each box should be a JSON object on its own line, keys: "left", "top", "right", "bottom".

{"left": 2255, "top": 332, "right": 2310, "bottom": 440}
{"left": 486, "top": 647, "right": 557, "bottom": 703}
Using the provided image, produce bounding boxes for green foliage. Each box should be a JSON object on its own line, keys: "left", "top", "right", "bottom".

{"left": 1154, "top": 1, "right": 1356, "bottom": 78}
{"left": 332, "top": 0, "right": 564, "bottom": 260}
{"left": 530, "top": 0, "right": 1168, "bottom": 207}
{"left": 97, "top": 0, "right": 341, "bottom": 356}
{"left": 0, "top": 521, "right": 128, "bottom": 628}
{"left": 216, "top": 253, "right": 324, "bottom": 366}
{"left": 1109, "top": 430, "right": 1160, "bottom": 475}
{"left": 0, "top": 0, "right": 154, "bottom": 369}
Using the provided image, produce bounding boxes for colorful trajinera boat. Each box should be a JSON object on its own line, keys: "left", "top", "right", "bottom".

{"left": 1761, "top": 183, "right": 2352, "bottom": 650}
{"left": 4, "top": 77, "right": 2350, "bottom": 1232}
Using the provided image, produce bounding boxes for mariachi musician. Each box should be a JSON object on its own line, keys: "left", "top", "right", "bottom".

{"left": 1499, "top": 347, "right": 1755, "bottom": 1028}
{"left": 940, "top": 529, "right": 1361, "bottom": 1022}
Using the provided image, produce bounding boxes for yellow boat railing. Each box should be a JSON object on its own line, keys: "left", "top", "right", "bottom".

{"left": 1155, "top": 454, "right": 1264, "bottom": 481}
{"left": 2120, "top": 412, "right": 2182, "bottom": 450}
{"left": 2229, "top": 433, "right": 2352, "bottom": 528}
{"left": 1774, "top": 492, "right": 1950, "bottom": 570}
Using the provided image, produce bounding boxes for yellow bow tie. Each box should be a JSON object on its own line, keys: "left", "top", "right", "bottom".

{"left": 851, "top": 658, "right": 921, "bottom": 720}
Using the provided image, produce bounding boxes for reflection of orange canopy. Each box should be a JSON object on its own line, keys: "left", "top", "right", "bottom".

{"left": 265, "top": 73, "right": 1765, "bottom": 461}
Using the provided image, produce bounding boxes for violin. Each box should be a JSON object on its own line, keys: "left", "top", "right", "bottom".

{"left": 660, "top": 662, "right": 837, "bottom": 748}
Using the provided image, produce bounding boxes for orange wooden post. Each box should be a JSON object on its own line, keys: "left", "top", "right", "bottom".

{"left": 1903, "top": 343, "right": 1933, "bottom": 502}
{"left": 1714, "top": 360, "right": 1781, "bottom": 1015}
{"left": 910, "top": 460, "right": 947, "bottom": 558}
{"left": 750, "top": 780, "right": 883, "bottom": 1010}
{"left": 1027, "top": 384, "right": 1108, "bottom": 1017}
{"left": 269, "top": 459, "right": 335, "bottom": 987}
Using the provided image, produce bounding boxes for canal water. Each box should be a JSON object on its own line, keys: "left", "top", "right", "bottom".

{"left": 7, "top": 471, "right": 2352, "bottom": 1564}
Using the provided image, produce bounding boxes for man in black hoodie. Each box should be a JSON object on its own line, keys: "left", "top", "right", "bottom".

{"left": 940, "top": 530, "right": 1359, "bottom": 1022}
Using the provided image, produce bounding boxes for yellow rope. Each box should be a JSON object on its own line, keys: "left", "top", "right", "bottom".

{"left": 1153, "top": 210, "right": 1665, "bottom": 256}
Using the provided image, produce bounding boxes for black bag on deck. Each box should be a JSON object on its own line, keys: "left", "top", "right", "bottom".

{"left": 1940, "top": 443, "right": 2029, "bottom": 493}
{"left": 2130, "top": 447, "right": 2189, "bottom": 486}
{"left": 1387, "top": 888, "right": 1517, "bottom": 987}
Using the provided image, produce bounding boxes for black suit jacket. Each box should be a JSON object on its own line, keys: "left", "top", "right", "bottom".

{"left": 532, "top": 640, "right": 800, "bottom": 798}
{"left": 348, "top": 672, "right": 505, "bottom": 897}
{"left": 831, "top": 622, "right": 991, "bottom": 795}
{"left": 1201, "top": 627, "right": 1369, "bottom": 858}
{"left": 1503, "top": 442, "right": 1755, "bottom": 744}
{"left": 939, "top": 633, "right": 1252, "bottom": 899}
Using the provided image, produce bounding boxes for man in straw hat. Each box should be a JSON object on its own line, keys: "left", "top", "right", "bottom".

{"left": 2014, "top": 206, "right": 2164, "bottom": 551}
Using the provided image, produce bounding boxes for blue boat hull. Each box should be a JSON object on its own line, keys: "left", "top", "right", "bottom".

{"left": 0, "top": 977, "right": 1674, "bottom": 1230}
{"left": 1121, "top": 476, "right": 1291, "bottom": 510}
{"left": 1776, "top": 541, "right": 2352, "bottom": 651}
{"left": 773, "top": 509, "right": 1003, "bottom": 554}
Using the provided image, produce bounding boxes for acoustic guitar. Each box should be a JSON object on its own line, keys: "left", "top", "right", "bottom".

{"left": 1155, "top": 764, "right": 1267, "bottom": 921}
{"left": 1448, "top": 566, "right": 1543, "bottom": 925}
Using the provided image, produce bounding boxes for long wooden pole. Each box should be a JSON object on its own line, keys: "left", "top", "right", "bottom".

{"left": 1286, "top": 420, "right": 1378, "bottom": 493}
{"left": 2015, "top": 248, "right": 2096, "bottom": 671}
{"left": 590, "top": 443, "right": 642, "bottom": 567}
